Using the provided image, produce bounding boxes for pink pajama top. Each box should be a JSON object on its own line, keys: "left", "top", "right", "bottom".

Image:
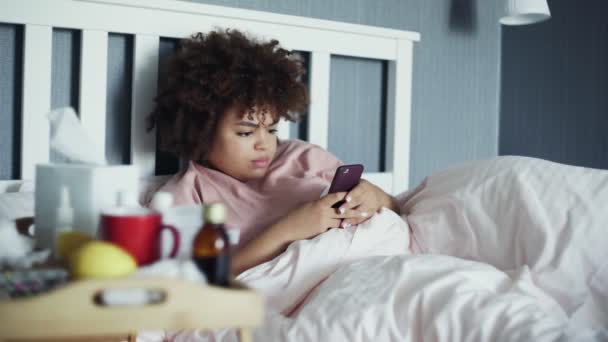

{"left": 157, "top": 139, "right": 343, "bottom": 250}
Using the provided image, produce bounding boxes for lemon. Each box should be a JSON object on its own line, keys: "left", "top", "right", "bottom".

{"left": 69, "top": 241, "right": 137, "bottom": 280}
{"left": 56, "top": 231, "right": 95, "bottom": 261}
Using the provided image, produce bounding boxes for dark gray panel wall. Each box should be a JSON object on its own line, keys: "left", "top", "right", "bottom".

{"left": 0, "top": 24, "right": 22, "bottom": 180}
{"left": 328, "top": 56, "right": 386, "bottom": 171}
{"left": 105, "top": 34, "right": 133, "bottom": 166}
{"left": 51, "top": 29, "right": 80, "bottom": 113}
{"left": 411, "top": 0, "right": 501, "bottom": 183}
{"left": 288, "top": 51, "right": 310, "bottom": 143}
{"left": 50, "top": 29, "right": 80, "bottom": 163}
{"left": 500, "top": 0, "right": 608, "bottom": 169}
{"left": 185, "top": 0, "right": 503, "bottom": 186}
{"left": 155, "top": 38, "right": 181, "bottom": 175}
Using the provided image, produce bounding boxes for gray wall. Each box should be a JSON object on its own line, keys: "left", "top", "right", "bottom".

{"left": 184, "top": 0, "right": 504, "bottom": 186}
{"left": 500, "top": 0, "right": 608, "bottom": 169}
{"left": 0, "top": 0, "right": 504, "bottom": 187}
{"left": 0, "top": 24, "right": 22, "bottom": 180}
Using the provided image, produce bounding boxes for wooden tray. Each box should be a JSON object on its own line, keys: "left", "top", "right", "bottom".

{"left": 0, "top": 277, "right": 263, "bottom": 342}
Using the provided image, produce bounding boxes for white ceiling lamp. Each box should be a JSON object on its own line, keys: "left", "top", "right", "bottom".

{"left": 500, "top": 0, "right": 551, "bottom": 25}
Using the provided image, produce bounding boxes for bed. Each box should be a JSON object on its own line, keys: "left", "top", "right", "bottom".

{"left": 1, "top": 1, "right": 608, "bottom": 341}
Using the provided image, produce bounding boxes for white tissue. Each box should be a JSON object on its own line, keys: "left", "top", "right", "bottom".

{"left": 36, "top": 107, "right": 138, "bottom": 250}
{"left": 48, "top": 107, "right": 106, "bottom": 165}
{"left": 0, "top": 219, "right": 49, "bottom": 268}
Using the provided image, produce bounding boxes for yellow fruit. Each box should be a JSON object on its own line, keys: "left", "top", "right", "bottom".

{"left": 70, "top": 241, "right": 137, "bottom": 280}
{"left": 56, "top": 231, "right": 95, "bottom": 261}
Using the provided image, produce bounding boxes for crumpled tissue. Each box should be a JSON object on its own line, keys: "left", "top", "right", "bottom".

{"left": 0, "top": 219, "right": 49, "bottom": 269}
{"left": 48, "top": 107, "right": 106, "bottom": 165}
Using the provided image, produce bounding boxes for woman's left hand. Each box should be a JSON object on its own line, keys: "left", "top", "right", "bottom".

{"left": 338, "top": 179, "right": 398, "bottom": 228}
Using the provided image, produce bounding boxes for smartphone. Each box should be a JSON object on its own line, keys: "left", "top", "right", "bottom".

{"left": 328, "top": 164, "right": 364, "bottom": 208}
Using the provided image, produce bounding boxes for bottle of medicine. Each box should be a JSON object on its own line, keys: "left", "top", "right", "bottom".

{"left": 192, "top": 203, "right": 231, "bottom": 287}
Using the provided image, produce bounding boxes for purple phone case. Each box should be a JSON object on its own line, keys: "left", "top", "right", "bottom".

{"left": 328, "top": 164, "right": 364, "bottom": 208}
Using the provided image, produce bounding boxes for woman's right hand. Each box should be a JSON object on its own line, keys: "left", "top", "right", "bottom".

{"left": 273, "top": 191, "right": 360, "bottom": 242}
{"left": 232, "top": 192, "right": 363, "bottom": 275}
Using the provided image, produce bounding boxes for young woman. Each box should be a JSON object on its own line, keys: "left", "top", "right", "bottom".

{"left": 148, "top": 29, "right": 399, "bottom": 275}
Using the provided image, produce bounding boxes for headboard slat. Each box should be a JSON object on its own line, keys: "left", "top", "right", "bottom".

{"left": 390, "top": 40, "right": 415, "bottom": 192}
{"left": 79, "top": 30, "right": 108, "bottom": 158}
{"left": 21, "top": 24, "right": 52, "bottom": 180}
{"left": 308, "top": 51, "right": 331, "bottom": 149}
{"left": 131, "top": 34, "right": 160, "bottom": 177}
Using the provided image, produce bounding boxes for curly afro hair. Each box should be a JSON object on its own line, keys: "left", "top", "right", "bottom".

{"left": 148, "top": 29, "right": 309, "bottom": 162}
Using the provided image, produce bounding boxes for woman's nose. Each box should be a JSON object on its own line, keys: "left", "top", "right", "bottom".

{"left": 254, "top": 132, "right": 270, "bottom": 150}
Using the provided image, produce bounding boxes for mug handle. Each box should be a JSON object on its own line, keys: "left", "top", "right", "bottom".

{"left": 161, "top": 224, "right": 180, "bottom": 258}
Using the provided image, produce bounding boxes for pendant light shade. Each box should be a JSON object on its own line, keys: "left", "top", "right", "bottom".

{"left": 500, "top": 0, "right": 551, "bottom": 25}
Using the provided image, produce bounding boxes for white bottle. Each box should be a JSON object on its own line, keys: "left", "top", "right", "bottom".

{"left": 150, "top": 192, "right": 175, "bottom": 257}
{"left": 53, "top": 186, "right": 75, "bottom": 258}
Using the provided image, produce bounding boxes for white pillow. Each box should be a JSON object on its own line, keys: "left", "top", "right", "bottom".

{"left": 400, "top": 156, "right": 608, "bottom": 317}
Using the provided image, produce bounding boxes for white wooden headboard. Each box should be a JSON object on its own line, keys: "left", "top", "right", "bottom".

{"left": 0, "top": 0, "right": 419, "bottom": 195}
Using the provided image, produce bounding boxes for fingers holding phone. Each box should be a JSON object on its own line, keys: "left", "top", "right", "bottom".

{"left": 338, "top": 179, "right": 393, "bottom": 227}
{"left": 318, "top": 192, "right": 361, "bottom": 219}
{"left": 326, "top": 164, "right": 399, "bottom": 228}
{"left": 326, "top": 164, "right": 365, "bottom": 227}
{"left": 339, "top": 205, "right": 374, "bottom": 227}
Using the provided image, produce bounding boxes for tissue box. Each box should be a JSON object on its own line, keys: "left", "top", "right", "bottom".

{"left": 34, "top": 164, "right": 139, "bottom": 250}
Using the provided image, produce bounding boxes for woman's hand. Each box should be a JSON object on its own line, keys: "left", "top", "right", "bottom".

{"left": 273, "top": 191, "right": 362, "bottom": 242}
{"left": 232, "top": 192, "right": 361, "bottom": 276}
{"left": 338, "top": 179, "right": 399, "bottom": 227}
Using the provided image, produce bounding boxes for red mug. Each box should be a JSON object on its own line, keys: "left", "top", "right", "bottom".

{"left": 100, "top": 207, "right": 180, "bottom": 266}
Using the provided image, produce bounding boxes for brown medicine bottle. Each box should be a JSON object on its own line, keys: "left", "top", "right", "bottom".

{"left": 192, "top": 203, "right": 231, "bottom": 287}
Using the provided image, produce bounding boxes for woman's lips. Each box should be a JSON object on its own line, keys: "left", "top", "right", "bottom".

{"left": 252, "top": 158, "right": 270, "bottom": 168}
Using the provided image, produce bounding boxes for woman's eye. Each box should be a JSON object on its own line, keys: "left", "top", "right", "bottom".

{"left": 269, "top": 129, "right": 278, "bottom": 135}
{"left": 237, "top": 132, "right": 253, "bottom": 137}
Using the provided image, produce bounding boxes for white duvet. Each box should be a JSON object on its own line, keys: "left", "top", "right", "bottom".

{"left": 140, "top": 156, "right": 608, "bottom": 342}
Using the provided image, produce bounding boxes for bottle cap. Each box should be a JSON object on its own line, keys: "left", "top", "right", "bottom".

{"left": 204, "top": 203, "right": 226, "bottom": 224}
{"left": 150, "top": 192, "right": 173, "bottom": 212}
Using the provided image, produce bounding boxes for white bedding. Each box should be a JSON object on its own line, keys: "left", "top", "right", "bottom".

{"left": 401, "top": 156, "right": 608, "bottom": 326}
{"left": 139, "top": 156, "right": 608, "bottom": 342}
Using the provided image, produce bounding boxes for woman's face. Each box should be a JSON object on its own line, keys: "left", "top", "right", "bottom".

{"left": 207, "top": 106, "right": 279, "bottom": 181}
